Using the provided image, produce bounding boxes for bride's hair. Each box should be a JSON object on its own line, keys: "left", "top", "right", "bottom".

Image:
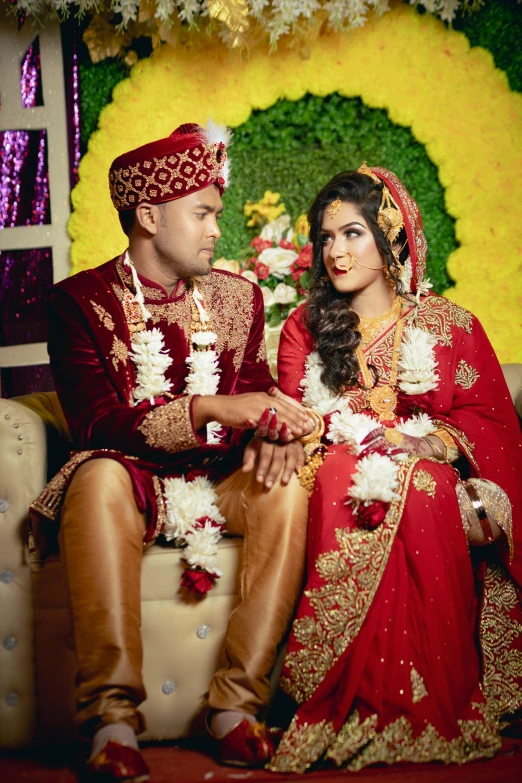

{"left": 304, "top": 170, "right": 407, "bottom": 395}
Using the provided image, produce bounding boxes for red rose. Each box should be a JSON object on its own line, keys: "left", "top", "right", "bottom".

{"left": 278, "top": 238, "right": 295, "bottom": 250}
{"left": 357, "top": 501, "right": 388, "bottom": 529}
{"left": 250, "top": 237, "right": 273, "bottom": 252}
{"left": 396, "top": 390, "right": 435, "bottom": 417}
{"left": 185, "top": 469, "right": 209, "bottom": 482}
{"left": 289, "top": 262, "right": 302, "bottom": 282}
{"left": 181, "top": 569, "right": 219, "bottom": 595}
{"left": 254, "top": 261, "right": 270, "bottom": 280}
{"left": 295, "top": 244, "right": 313, "bottom": 269}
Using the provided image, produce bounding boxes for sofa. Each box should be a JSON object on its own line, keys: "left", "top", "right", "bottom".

{"left": 1, "top": 367, "right": 521, "bottom": 749}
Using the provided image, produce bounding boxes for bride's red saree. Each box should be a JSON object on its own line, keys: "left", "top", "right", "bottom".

{"left": 269, "top": 168, "right": 522, "bottom": 773}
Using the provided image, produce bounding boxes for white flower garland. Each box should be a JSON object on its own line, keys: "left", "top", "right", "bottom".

{"left": 129, "top": 327, "right": 173, "bottom": 405}
{"left": 163, "top": 475, "right": 226, "bottom": 577}
{"left": 124, "top": 252, "right": 226, "bottom": 583}
{"left": 397, "top": 325, "right": 440, "bottom": 395}
{"left": 300, "top": 294, "right": 439, "bottom": 513}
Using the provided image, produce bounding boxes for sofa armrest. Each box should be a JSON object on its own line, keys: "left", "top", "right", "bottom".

{"left": 0, "top": 397, "right": 52, "bottom": 747}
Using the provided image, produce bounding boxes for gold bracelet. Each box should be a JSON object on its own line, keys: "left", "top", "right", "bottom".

{"left": 432, "top": 428, "right": 459, "bottom": 462}
{"left": 300, "top": 408, "right": 325, "bottom": 445}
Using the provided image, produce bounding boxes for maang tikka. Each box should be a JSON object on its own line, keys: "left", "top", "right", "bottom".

{"left": 327, "top": 197, "right": 342, "bottom": 219}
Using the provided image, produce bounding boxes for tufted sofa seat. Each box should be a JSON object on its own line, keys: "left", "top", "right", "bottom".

{"left": 1, "top": 367, "right": 521, "bottom": 748}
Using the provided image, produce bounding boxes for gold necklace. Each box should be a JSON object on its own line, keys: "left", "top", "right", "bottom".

{"left": 355, "top": 316, "right": 404, "bottom": 422}
{"left": 357, "top": 296, "right": 402, "bottom": 346}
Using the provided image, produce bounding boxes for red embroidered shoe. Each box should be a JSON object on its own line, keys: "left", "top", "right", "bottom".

{"left": 208, "top": 717, "right": 279, "bottom": 767}
{"left": 86, "top": 740, "right": 150, "bottom": 782}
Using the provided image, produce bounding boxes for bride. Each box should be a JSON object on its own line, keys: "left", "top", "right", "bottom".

{"left": 268, "top": 164, "right": 522, "bottom": 772}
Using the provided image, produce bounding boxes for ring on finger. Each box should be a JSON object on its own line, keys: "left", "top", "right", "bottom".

{"left": 268, "top": 406, "right": 277, "bottom": 414}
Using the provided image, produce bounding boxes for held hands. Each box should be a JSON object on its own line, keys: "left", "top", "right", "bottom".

{"left": 242, "top": 436, "right": 306, "bottom": 489}
{"left": 192, "top": 388, "right": 313, "bottom": 489}
{"left": 192, "top": 389, "right": 313, "bottom": 442}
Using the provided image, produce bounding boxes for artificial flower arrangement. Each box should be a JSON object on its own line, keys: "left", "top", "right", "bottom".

{"left": 214, "top": 190, "right": 312, "bottom": 328}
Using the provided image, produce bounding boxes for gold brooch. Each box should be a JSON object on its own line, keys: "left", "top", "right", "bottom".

{"left": 326, "top": 197, "right": 342, "bottom": 219}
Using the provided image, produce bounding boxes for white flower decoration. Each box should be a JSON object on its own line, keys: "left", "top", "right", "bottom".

{"left": 348, "top": 453, "right": 400, "bottom": 505}
{"left": 261, "top": 286, "right": 276, "bottom": 309}
{"left": 300, "top": 351, "right": 352, "bottom": 416}
{"left": 241, "top": 270, "right": 260, "bottom": 284}
{"left": 397, "top": 326, "right": 439, "bottom": 395}
{"left": 327, "top": 410, "right": 378, "bottom": 452}
{"left": 395, "top": 412, "right": 435, "bottom": 438}
{"left": 273, "top": 282, "right": 297, "bottom": 304}
{"left": 260, "top": 213, "right": 291, "bottom": 244}
{"left": 192, "top": 330, "right": 217, "bottom": 347}
{"left": 258, "top": 246, "right": 298, "bottom": 280}
{"left": 129, "top": 327, "right": 173, "bottom": 405}
{"left": 212, "top": 257, "right": 240, "bottom": 274}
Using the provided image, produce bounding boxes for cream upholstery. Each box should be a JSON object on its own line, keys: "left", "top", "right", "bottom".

{"left": 0, "top": 392, "right": 243, "bottom": 748}
{"left": 0, "top": 365, "right": 521, "bottom": 748}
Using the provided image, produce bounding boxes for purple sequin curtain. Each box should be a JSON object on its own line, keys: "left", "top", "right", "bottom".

{"left": 0, "top": 129, "right": 50, "bottom": 228}
{"left": 0, "top": 32, "right": 81, "bottom": 398}
{"left": 21, "top": 34, "right": 44, "bottom": 108}
{"left": 0, "top": 247, "right": 54, "bottom": 398}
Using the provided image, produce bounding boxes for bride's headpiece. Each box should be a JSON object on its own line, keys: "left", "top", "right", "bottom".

{"left": 357, "top": 162, "right": 427, "bottom": 293}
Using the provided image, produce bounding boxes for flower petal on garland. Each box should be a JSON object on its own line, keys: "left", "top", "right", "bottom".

{"left": 300, "top": 352, "right": 351, "bottom": 416}
{"left": 129, "top": 327, "right": 173, "bottom": 405}
{"left": 395, "top": 412, "right": 435, "bottom": 438}
{"left": 327, "top": 409, "right": 378, "bottom": 452}
{"left": 347, "top": 453, "right": 400, "bottom": 505}
{"left": 397, "top": 326, "right": 439, "bottom": 395}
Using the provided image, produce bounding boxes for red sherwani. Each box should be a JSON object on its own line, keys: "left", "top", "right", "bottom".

{"left": 32, "top": 255, "right": 273, "bottom": 543}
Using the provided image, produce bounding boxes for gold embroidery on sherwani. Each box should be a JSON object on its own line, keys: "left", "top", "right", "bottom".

{"left": 91, "top": 301, "right": 115, "bottom": 331}
{"left": 206, "top": 273, "right": 255, "bottom": 372}
{"left": 147, "top": 299, "right": 191, "bottom": 339}
{"left": 455, "top": 358, "right": 479, "bottom": 389}
{"left": 138, "top": 396, "right": 198, "bottom": 453}
{"left": 268, "top": 717, "right": 336, "bottom": 773}
{"left": 152, "top": 475, "right": 167, "bottom": 539}
{"left": 280, "top": 459, "right": 424, "bottom": 705}
{"left": 270, "top": 704, "right": 500, "bottom": 773}
{"left": 110, "top": 336, "right": 129, "bottom": 371}
{"left": 256, "top": 335, "right": 268, "bottom": 365}
{"left": 480, "top": 563, "right": 522, "bottom": 719}
{"left": 413, "top": 469, "right": 436, "bottom": 498}
{"left": 411, "top": 666, "right": 428, "bottom": 703}
{"left": 417, "top": 296, "right": 473, "bottom": 347}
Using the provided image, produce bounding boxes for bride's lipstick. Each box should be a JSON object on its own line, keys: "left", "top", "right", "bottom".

{"left": 333, "top": 265, "right": 348, "bottom": 276}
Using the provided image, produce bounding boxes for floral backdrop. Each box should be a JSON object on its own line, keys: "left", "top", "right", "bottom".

{"left": 68, "top": 2, "right": 522, "bottom": 362}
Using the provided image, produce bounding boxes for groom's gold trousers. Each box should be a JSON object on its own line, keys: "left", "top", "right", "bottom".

{"left": 58, "top": 457, "right": 308, "bottom": 737}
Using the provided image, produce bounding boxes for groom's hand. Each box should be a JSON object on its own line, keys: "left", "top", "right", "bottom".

{"left": 193, "top": 392, "right": 311, "bottom": 438}
{"left": 242, "top": 436, "right": 306, "bottom": 488}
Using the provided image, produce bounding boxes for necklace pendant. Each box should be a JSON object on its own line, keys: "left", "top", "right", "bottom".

{"left": 367, "top": 385, "right": 398, "bottom": 422}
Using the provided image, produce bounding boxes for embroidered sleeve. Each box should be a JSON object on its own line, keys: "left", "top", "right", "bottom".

{"left": 137, "top": 396, "right": 200, "bottom": 453}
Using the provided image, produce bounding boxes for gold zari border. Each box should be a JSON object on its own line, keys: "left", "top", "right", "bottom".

{"left": 480, "top": 563, "right": 522, "bottom": 719}
{"left": 280, "top": 458, "right": 422, "bottom": 705}
{"left": 269, "top": 704, "right": 500, "bottom": 773}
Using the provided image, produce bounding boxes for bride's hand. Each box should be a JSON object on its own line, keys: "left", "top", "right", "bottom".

{"left": 253, "top": 386, "right": 314, "bottom": 440}
{"left": 358, "top": 428, "right": 435, "bottom": 460}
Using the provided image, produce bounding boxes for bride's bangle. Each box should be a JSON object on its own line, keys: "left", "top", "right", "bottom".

{"left": 300, "top": 409, "right": 325, "bottom": 445}
{"left": 424, "top": 435, "right": 445, "bottom": 460}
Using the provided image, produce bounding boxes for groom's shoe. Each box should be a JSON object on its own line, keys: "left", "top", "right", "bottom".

{"left": 86, "top": 740, "right": 150, "bottom": 782}
{"left": 207, "top": 715, "right": 278, "bottom": 767}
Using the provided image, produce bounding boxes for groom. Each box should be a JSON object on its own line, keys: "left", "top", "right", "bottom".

{"left": 32, "top": 122, "right": 312, "bottom": 781}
